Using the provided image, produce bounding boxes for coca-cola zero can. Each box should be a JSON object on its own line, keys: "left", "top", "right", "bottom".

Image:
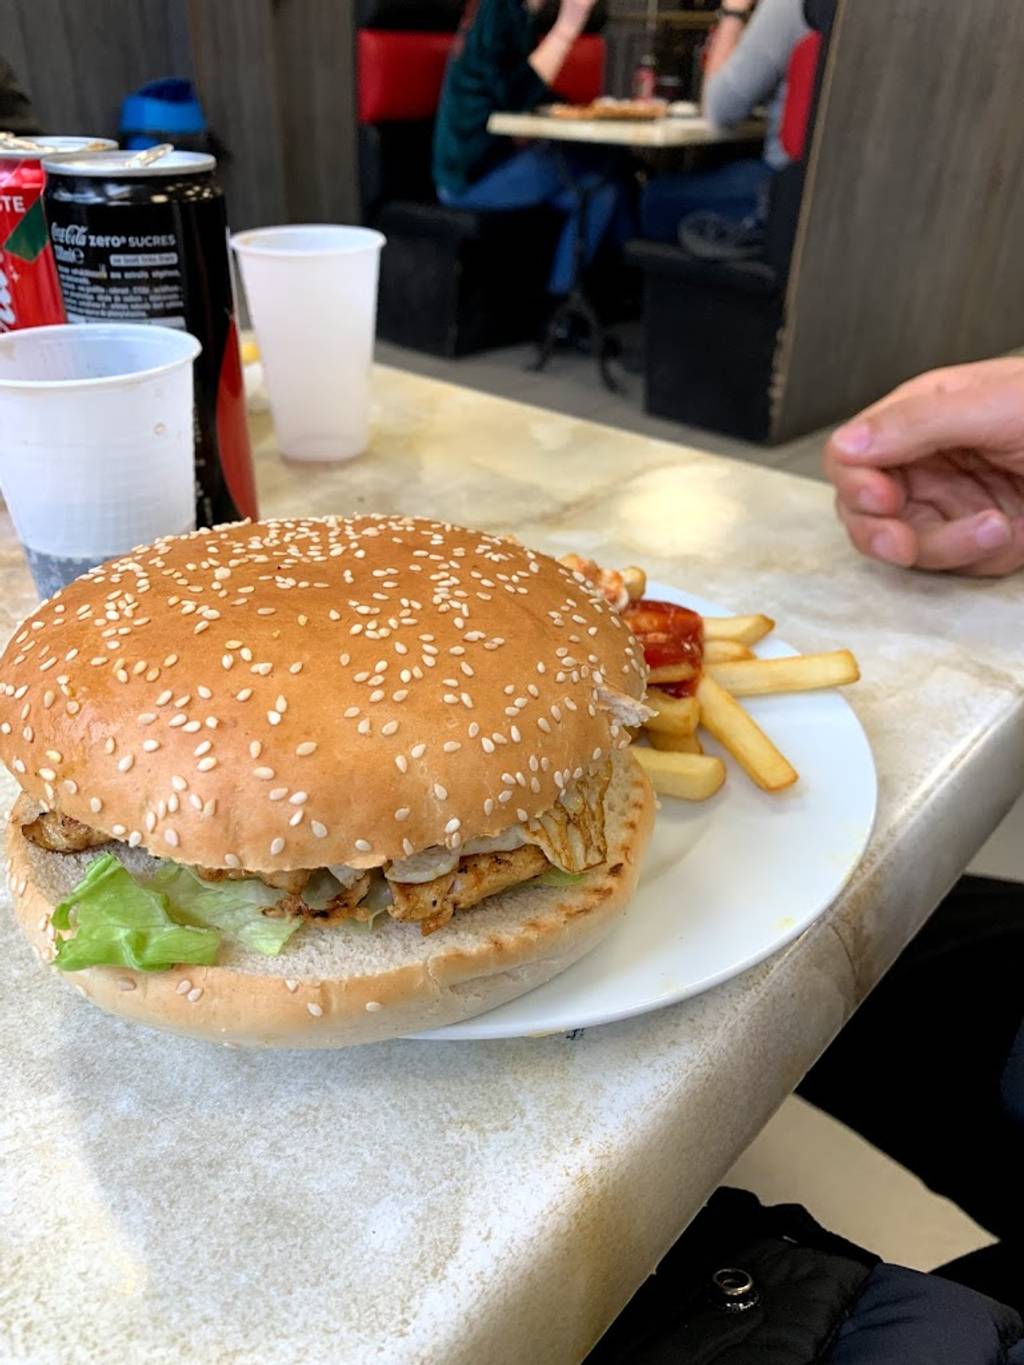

{"left": 42, "top": 148, "right": 258, "bottom": 528}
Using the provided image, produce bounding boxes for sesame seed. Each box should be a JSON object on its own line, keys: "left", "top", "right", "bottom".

{"left": 344, "top": 706, "right": 360, "bottom": 719}
{"left": 194, "top": 740, "right": 212, "bottom": 757}
{"left": 402, "top": 838, "right": 415, "bottom": 857}
{"left": 143, "top": 739, "right": 160, "bottom": 753}
{"left": 355, "top": 838, "right": 372, "bottom": 853}
{"left": 394, "top": 754, "right": 408, "bottom": 773}
{"left": 269, "top": 787, "right": 288, "bottom": 801}
{"left": 236, "top": 688, "right": 253, "bottom": 701}
{"left": 164, "top": 829, "right": 180, "bottom": 848}
{"left": 311, "top": 821, "right": 328, "bottom": 839}
{"left": 296, "top": 741, "right": 317, "bottom": 756}
{"left": 117, "top": 754, "right": 135, "bottom": 772}
{"left": 307, "top": 1003, "right": 323, "bottom": 1018}
{"left": 38, "top": 766, "right": 56, "bottom": 782}
{"left": 433, "top": 783, "right": 448, "bottom": 800}
{"left": 268, "top": 710, "right": 282, "bottom": 726}
{"left": 289, "top": 791, "right": 308, "bottom": 805}
{"left": 182, "top": 720, "right": 201, "bottom": 734}
{"left": 445, "top": 817, "right": 461, "bottom": 834}
{"left": 443, "top": 741, "right": 461, "bottom": 753}
{"left": 410, "top": 743, "right": 426, "bottom": 759}
{"left": 357, "top": 718, "right": 371, "bottom": 735}
{"left": 197, "top": 756, "right": 217, "bottom": 772}
{"left": 270, "top": 837, "right": 285, "bottom": 856}
{"left": 187, "top": 987, "right": 203, "bottom": 1003}
{"left": 90, "top": 797, "right": 103, "bottom": 814}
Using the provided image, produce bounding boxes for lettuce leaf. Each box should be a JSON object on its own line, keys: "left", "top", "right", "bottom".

{"left": 146, "top": 863, "right": 304, "bottom": 957}
{"left": 536, "top": 866, "right": 585, "bottom": 888}
{"left": 52, "top": 854, "right": 219, "bottom": 973}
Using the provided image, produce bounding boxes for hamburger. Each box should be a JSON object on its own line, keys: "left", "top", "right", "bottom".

{"left": 0, "top": 515, "right": 654, "bottom": 1047}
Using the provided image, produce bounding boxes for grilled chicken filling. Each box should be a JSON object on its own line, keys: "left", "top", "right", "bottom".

{"left": 17, "top": 761, "right": 611, "bottom": 936}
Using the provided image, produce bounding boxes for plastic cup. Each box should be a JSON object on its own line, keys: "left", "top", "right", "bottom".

{"left": 0, "top": 323, "right": 200, "bottom": 598}
{"left": 231, "top": 224, "right": 385, "bottom": 462}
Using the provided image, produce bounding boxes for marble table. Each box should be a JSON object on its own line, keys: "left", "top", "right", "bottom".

{"left": 488, "top": 110, "right": 764, "bottom": 148}
{"left": 3, "top": 367, "right": 1023, "bottom": 1364}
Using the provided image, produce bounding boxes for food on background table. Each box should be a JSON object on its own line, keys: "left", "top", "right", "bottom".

{"left": 42, "top": 147, "right": 258, "bottom": 529}
{"left": 546, "top": 97, "right": 668, "bottom": 122}
{"left": 0, "top": 517, "right": 654, "bottom": 1047}
{"left": 559, "top": 554, "right": 861, "bottom": 800}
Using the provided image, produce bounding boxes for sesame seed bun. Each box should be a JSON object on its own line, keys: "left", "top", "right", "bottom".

{"left": 0, "top": 516, "right": 648, "bottom": 871}
{"left": 6, "top": 748, "right": 654, "bottom": 1046}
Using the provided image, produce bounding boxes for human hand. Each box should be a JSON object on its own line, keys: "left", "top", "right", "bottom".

{"left": 824, "top": 357, "right": 1024, "bottom": 576}
{"left": 555, "top": 0, "right": 596, "bottom": 39}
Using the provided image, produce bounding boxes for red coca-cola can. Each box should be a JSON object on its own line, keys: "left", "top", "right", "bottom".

{"left": 0, "top": 136, "right": 114, "bottom": 334}
{"left": 632, "top": 56, "right": 658, "bottom": 102}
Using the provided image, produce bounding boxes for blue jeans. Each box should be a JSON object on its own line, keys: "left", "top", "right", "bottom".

{"left": 439, "top": 146, "right": 624, "bottom": 296}
{"left": 641, "top": 158, "right": 772, "bottom": 244}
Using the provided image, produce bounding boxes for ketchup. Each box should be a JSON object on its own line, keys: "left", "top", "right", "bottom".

{"left": 622, "top": 600, "right": 704, "bottom": 697}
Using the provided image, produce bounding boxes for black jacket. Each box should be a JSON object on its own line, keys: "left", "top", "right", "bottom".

{"left": 589, "top": 1190, "right": 1024, "bottom": 1364}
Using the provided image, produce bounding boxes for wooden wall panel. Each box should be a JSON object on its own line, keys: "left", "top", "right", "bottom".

{"left": 275, "top": 0, "right": 358, "bottom": 225}
{"left": 0, "top": 0, "right": 193, "bottom": 139}
{"left": 187, "top": 0, "right": 287, "bottom": 230}
{"left": 773, "top": 0, "right": 1024, "bottom": 440}
{"left": 188, "top": 0, "right": 358, "bottom": 230}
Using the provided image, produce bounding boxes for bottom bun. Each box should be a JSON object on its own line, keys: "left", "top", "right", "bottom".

{"left": 6, "top": 749, "right": 655, "bottom": 1048}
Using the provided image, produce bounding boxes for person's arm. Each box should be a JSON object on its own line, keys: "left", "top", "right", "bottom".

{"left": 529, "top": 0, "right": 596, "bottom": 87}
{"left": 701, "top": 0, "right": 755, "bottom": 96}
{"left": 824, "top": 357, "right": 1024, "bottom": 576}
{"left": 703, "top": 0, "right": 807, "bottom": 127}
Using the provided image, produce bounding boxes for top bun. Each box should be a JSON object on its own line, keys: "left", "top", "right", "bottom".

{"left": 0, "top": 517, "right": 647, "bottom": 872}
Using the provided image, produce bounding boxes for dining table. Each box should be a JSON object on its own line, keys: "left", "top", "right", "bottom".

{"left": 2, "top": 365, "right": 1023, "bottom": 1364}
{"left": 486, "top": 110, "right": 764, "bottom": 149}
{"left": 486, "top": 110, "right": 765, "bottom": 391}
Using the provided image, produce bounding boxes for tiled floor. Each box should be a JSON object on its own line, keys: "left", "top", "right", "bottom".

{"left": 380, "top": 335, "right": 1020, "bottom": 1271}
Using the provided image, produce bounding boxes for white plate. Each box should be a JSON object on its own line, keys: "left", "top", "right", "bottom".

{"left": 411, "top": 583, "right": 877, "bottom": 1041}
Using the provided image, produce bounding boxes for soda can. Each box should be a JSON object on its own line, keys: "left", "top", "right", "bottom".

{"left": 0, "top": 135, "right": 114, "bottom": 334}
{"left": 42, "top": 147, "right": 258, "bottom": 528}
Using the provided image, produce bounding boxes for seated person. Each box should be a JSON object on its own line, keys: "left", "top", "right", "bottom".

{"left": 433, "top": 0, "right": 627, "bottom": 299}
{"left": 641, "top": 0, "right": 808, "bottom": 250}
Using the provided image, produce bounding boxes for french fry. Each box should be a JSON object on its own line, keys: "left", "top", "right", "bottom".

{"left": 647, "top": 661, "right": 697, "bottom": 685}
{"left": 648, "top": 730, "right": 703, "bottom": 755}
{"left": 702, "top": 614, "right": 775, "bottom": 645}
{"left": 708, "top": 650, "right": 860, "bottom": 697}
{"left": 633, "top": 746, "right": 725, "bottom": 801}
{"left": 644, "top": 690, "right": 699, "bottom": 737}
{"left": 696, "top": 674, "right": 797, "bottom": 792}
{"left": 622, "top": 566, "right": 647, "bottom": 601}
{"left": 703, "top": 639, "right": 753, "bottom": 664}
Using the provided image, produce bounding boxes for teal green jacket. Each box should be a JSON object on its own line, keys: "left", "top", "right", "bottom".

{"left": 433, "top": 0, "right": 552, "bottom": 196}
